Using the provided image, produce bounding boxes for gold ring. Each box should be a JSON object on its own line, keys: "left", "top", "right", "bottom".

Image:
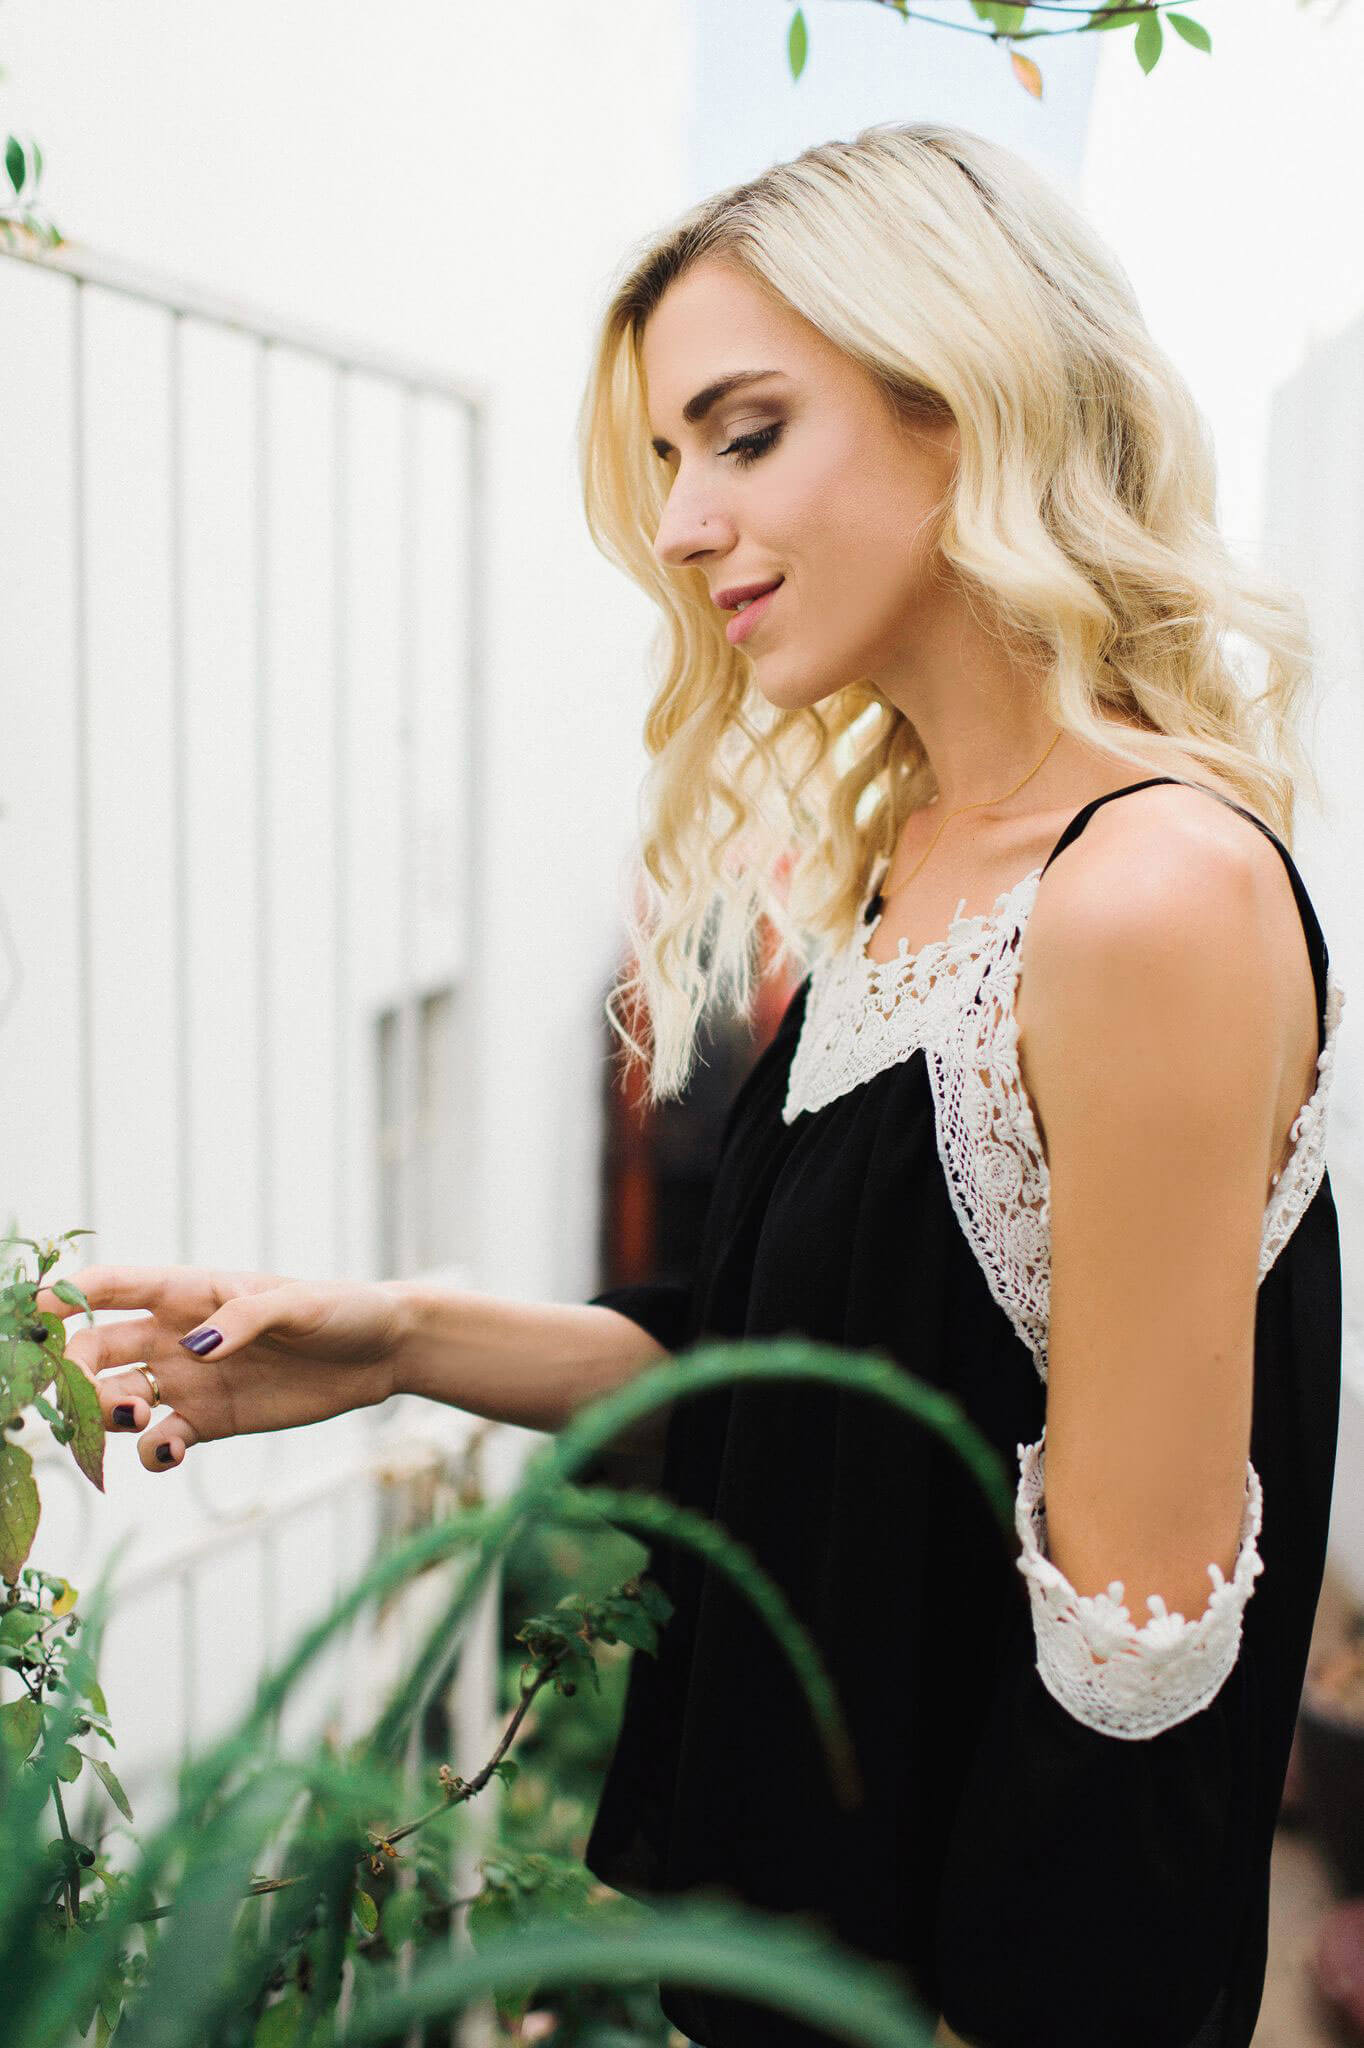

{"left": 135, "top": 1364, "right": 162, "bottom": 1407}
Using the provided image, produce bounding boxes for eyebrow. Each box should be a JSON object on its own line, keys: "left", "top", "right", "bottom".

{"left": 649, "top": 369, "right": 789, "bottom": 458}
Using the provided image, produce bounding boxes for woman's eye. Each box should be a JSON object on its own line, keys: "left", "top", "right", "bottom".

{"left": 720, "top": 422, "right": 783, "bottom": 469}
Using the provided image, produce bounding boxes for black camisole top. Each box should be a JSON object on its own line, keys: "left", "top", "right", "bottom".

{"left": 582, "top": 777, "right": 1345, "bottom": 2048}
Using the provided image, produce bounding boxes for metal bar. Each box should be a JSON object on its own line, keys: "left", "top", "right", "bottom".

{"left": 1, "top": 238, "right": 482, "bottom": 407}
{"left": 332, "top": 366, "right": 351, "bottom": 1275}
{"left": 330, "top": 1488, "right": 347, "bottom": 1740}
{"left": 70, "top": 279, "right": 95, "bottom": 1243}
{"left": 168, "top": 307, "right": 191, "bottom": 1263}
{"left": 181, "top": 1570, "right": 197, "bottom": 1766}
{"left": 260, "top": 1520, "right": 279, "bottom": 1754}
{"left": 463, "top": 403, "right": 489, "bottom": 1283}
{"left": 102, "top": 1442, "right": 448, "bottom": 1603}
{"left": 254, "top": 339, "right": 274, "bottom": 1268}
{"left": 397, "top": 387, "right": 419, "bottom": 1279}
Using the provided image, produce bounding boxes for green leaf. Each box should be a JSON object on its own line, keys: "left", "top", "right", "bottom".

{"left": 4, "top": 136, "right": 23, "bottom": 196}
{"left": 379, "top": 1887, "right": 426, "bottom": 1949}
{"left": 32, "top": 143, "right": 43, "bottom": 186}
{"left": 1167, "top": 10, "right": 1211, "bottom": 50}
{"left": 0, "top": 1334, "right": 55, "bottom": 1421}
{"left": 352, "top": 1888, "right": 378, "bottom": 1934}
{"left": 54, "top": 1359, "right": 105, "bottom": 1493}
{"left": 342, "top": 1896, "right": 944, "bottom": 2046}
{"left": 50, "top": 1279, "right": 89, "bottom": 1314}
{"left": 1134, "top": 10, "right": 1163, "bottom": 69}
{"left": 0, "top": 1694, "right": 42, "bottom": 1759}
{"left": 56, "top": 1741, "right": 83, "bottom": 1782}
{"left": 787, "top": 7, "right": 808, "bottom": 81}
{"left": 0, "top": 1438, "right": 40, "bottom": 1581}
{"left": 28, "top": 1310, "right": 67, "bottom": 1358}
{"left": 1086, "top": 5, "right": 1146, "bottom": 27}
{"left": 0, "top": 1603, "right": 44, "bottom": 1646}
{"left": 971, "top": 2, "right": 1027, "bottom": 29}
{"left": 88, "top": 1754, "right": 133, "bottom": 1821}
{"left": 253, "top": 1986, "right": 305, "bottom": 2048}
{"left": 595, "top": 1605, "right": 655, "bottom": 1652}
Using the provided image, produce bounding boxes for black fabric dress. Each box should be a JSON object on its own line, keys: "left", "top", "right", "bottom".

{"left": 580, "top": 778, "right": 1346, "bottom": 2048}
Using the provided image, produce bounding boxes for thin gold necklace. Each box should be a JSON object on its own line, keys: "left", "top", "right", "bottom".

{"left": 872, "top": 728, "right": 1065, "bottom": 919}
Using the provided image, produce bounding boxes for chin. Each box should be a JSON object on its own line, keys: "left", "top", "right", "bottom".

{"left": 750, "top": 665, "right": 855, "bottom": 716}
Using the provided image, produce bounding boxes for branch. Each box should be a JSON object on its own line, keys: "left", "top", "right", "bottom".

{"left": 130, "top": 1642, "right": 573, "bottom": 1924}
{"left": 840, "top": 0, "right": 1184, "bottom": 42}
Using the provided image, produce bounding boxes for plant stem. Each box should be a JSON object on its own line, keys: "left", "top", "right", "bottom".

{"left": 128, "top": 1648, "right": 569, "bottom": 1923}
{"left": 50, "top": 1777, "right": 80, "bottom": 1926}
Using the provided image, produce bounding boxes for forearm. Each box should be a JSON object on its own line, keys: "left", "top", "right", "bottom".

{"left": 377, "top": 1280, "right": 671, "bottom": 1433}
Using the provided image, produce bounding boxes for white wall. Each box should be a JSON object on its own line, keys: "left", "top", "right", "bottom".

{"left": 1, "top": 0, "right": 696, "bottom": 1330}
{"left": 0, "top": 0, "right": 698, "bottom": 1783}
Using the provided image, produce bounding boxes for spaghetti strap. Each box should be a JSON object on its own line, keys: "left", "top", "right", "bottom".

{"left": 1040, "top": 775, "right": 1331, "bottom": 1058}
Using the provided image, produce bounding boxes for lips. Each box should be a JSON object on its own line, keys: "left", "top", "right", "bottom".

{"left": 714, "top": 577, "right": 784, "bottom": 612}
{"left": 724, "top": 580, "right": 782, "bottom": 646}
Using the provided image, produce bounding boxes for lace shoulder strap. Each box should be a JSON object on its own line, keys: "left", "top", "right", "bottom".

{"left": 1038, "top": 775, "right": 1331, "bottom": 1059}
{"left": 925, "top": 773, "right": 1343, "bottom": 1381}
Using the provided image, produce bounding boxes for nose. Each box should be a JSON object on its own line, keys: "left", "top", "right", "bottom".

{"left": 652, "top": 490, "right": 732, "bottom": 574}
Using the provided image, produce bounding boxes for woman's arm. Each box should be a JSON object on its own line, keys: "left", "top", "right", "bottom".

{"left": 379, "top": 1281, "right": 673, "bottom": 1433}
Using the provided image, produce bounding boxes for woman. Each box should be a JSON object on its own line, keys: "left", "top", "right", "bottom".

{"left": 39, "top": 124, "right": 1345, "bottom": 2048}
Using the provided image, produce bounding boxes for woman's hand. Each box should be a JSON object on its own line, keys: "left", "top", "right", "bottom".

{"left": 31, "top": 1265, "right": 407, "bottom": 1473}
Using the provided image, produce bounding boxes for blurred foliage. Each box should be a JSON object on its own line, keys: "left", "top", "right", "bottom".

{"left": 0, "top": 1229, "right": 1020, "bottom": 2047}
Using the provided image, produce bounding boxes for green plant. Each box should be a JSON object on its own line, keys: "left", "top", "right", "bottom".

{"left": 784, "top": 1, "right": 1216, "bottom": 95}
{"left": 0, "top": 128, "right": 59, "bottom": 247}
{"left": 1, "top": 1230, "right": 1015, "bottom": 2047}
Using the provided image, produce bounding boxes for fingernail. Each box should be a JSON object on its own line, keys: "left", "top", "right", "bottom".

{"left": 155, "top": 1444, "right": 174, "bottom": 1464}
{"left": 112, "top": 1404, "right": 136, "bottom": 1428}
{"left": 180, "top": 1327, "right": 222, "bottom": 1355}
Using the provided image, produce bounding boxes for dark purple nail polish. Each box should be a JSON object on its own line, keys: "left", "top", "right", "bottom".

{"left": 180, "top": 1327, "right": 222, "bottom": 1355}
{"left": 112, "top": 1404, "right": 135, "bottom": 1428}
{"left": 155, "top": 1444, "right": 173, "bottom": 1464}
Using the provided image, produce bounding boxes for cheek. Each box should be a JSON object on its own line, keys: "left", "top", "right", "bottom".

{"left": 789, "top": 439, "right": 934, "bottom": 588}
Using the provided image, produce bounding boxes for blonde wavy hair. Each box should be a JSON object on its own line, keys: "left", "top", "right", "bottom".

{"left": 577, "top": 119, "right": 1323, "bottom": 1104}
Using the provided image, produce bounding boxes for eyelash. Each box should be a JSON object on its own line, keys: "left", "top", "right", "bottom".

{"left": 719, "top": 422, "right": 783, "bottom": 468}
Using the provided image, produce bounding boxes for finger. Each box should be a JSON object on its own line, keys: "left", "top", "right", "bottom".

{"left": 99, "top": 1366, "right": 165, "bottom": 1435}
{"left": 102, "top": 1382, "right": 152, "bottom": 1434}
{"left": 140, "top": 1411, "right": 200, "bottom": 1472}
{"left": 63, "top": 1313, "right": 158, "bottom": 1378}
{"left": 32, "top": 1265, "right": 182, "bottom": 1319}
{"left": 174, "top": 1280, "right": 323, "bottom": 1360}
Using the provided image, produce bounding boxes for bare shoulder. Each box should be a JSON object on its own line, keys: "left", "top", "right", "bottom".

{"left": 1031, "top": 774, "right": 1300, "bottom": 961}
{"left": 1016, "top": 770, "right": 1320, "bottom": 1187}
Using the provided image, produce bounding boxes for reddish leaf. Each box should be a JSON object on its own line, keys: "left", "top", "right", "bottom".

{"left": 1011, "top": 49, "right": 1043, "bottom": 97}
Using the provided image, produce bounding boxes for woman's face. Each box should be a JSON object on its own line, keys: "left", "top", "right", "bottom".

{"left": 640, "top": 257, "right": 961, "bottom": 714}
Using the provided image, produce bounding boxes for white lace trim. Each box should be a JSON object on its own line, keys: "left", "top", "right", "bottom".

{"left": 781, "top": 859, "right": 1045, "bottom": 1119}
{"left": 1014, "top": 1427, "right": 1265, "bottom": 1739}
{"left": 782, "top": 857, "right": 1347, "bottom": 1383}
